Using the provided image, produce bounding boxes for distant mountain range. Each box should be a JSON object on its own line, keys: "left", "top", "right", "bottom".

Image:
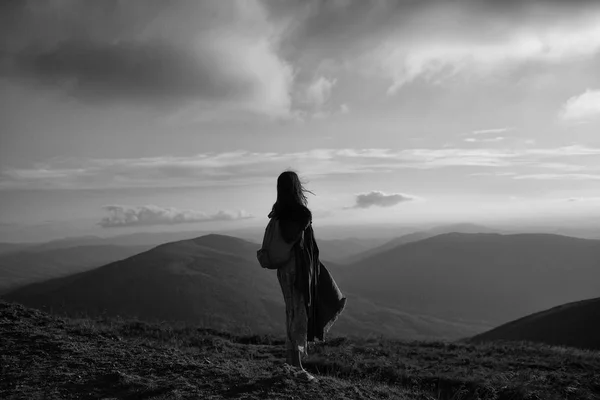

{"left": 335, "top": 233, "right": 600, "bottom": 325}
{"left": 3, "top": 229, "right": 599, "bottom": 342}
{"left": 471, "top": 296, "right": 600, "bottom": 351}
{"left": 2, "top": 234, "right": 490, "bottom": 340}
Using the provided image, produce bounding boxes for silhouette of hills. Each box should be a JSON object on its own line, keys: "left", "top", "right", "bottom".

{"left": 2, "top": 234, "right": 489, "bottom": 339}
{"left": 346, "top": 223, "right": 504, "bottom": 263}
{"left": 0, "top": 242, "right": 31, "bottom": 255}
{"left": 339, "top": 233, "right": 600, "bottom": 325}
{"left": 470, "top": 297, "right": 600, "bottom": 350}
{"left": 0, "top": 244, "right": 152, "bottom": 294}
{"left": 3, "top": 234, "right": 284, "bottom": 332}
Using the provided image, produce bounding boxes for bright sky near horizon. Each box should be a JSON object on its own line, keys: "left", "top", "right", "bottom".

{"left": 1, "top": 0, "right": 600, "bottom": 242}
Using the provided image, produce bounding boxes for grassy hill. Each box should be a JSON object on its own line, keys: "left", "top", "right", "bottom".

{"left": 2, "top": 300, "right": 599, "bottom": 400}
{"left": 338, "top": 233, "right": 600, "bottom": 325}
{"left": 2, "top": 234, "right": 488, "bottom": 340}
{"left": 471, "top": 297, "right": 600, "bottom": 351}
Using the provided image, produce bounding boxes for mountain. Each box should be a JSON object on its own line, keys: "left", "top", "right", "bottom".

{"left": 346, "top": 223, "right": 504, "bottom": 263}
{"left": 0, "top": 244, "right": 152, "bottom": 294}
{"left": 3, "top": 234, "right": 284, "bottom": 332}
{"left": 2, "top": 231, "right": 211, "bottom": 253}
{"left": 337, "top": 233, "right": 600, "bottom": 325}
{"left": 470, "top": 297, "right": 600, "bottom": 350}
{"left": 3, "top": 234, "right": 489, "bottom": 339}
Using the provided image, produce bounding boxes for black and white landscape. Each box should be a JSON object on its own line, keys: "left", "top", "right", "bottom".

{"left": 1, "top": 0, "right": 600, "bottom": 398}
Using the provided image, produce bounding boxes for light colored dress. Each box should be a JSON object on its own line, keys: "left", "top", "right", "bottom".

{"left": 277, "top": 246, "right": 308, "bottom": 358}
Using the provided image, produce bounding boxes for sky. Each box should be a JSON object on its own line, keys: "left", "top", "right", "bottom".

{"left": 1, "top": 0, "right": 600, "bottom": 242}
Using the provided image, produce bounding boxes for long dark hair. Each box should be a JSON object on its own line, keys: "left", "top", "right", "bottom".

{"left": 269, "top": 170, "right": 314, "bottom": 219}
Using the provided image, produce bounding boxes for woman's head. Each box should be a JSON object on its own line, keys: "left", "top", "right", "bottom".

{"left": 276, "top": 170, "right": 311, "bottom": 207}
{"left": 270, "top": 170, "right": 314, "bottom": 218}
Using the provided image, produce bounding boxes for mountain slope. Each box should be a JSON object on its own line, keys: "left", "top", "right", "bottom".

{"left": 338, "top": 233, "right": 600, "bottom": 325}
{"left": 2, "top": 300, "right": 599, "bottom": 400}
{"left": 3, "top": 234, "right": 489, "bottom": 339}
{"left": 470, "top": 297, "right": 600, "bottom": 350}
{"left": 0, "top": 244, "right": 152, "bottom": 294}
{"left": 3, "top": 234, "right": 284, "bottom": 332}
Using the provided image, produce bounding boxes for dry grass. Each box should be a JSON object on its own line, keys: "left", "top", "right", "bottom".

{"left": 2, "top": 300, "right": 599, "bottom": 400}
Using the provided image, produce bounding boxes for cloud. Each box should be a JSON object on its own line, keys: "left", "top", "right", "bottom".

{"left": 464, "top": 137, "right": 505, "bottom": 143}
{"left": 98, "top": 205, "right": 252, "bottom": 228}
{"left": 2, "top": 145, "right": 599, "bottom": 190}
{"left": 471, "top": 128, "right": 512, "bottom": 135}
{"left": 305, "top": 76, "right": 337, "bottom": 107}
{"left": 270, "top": 0, "right": 600, "bottom": 93}
{"left": 513, "top": 173, "right": 600, "bottom": 180}
{"left": 3, "top": 0, "right": 600, "bottom": 111}
{"left": 566, "top": 197, "right": 600, "bottom": 202}
{"left": 340, "top": 103, "right": 350, "bottom": 114}
{"left": 0, "top": 0, "right": 294, "bottom": 117}
{"left": 350, "top": 191, "right": 414, "bottom": 209}
{"left": 560, "top": 89, "right": 600, "bottom": 121}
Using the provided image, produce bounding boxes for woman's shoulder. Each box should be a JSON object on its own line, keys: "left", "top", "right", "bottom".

{"left": 271, "top": 204, "right": 312, "bottom": 226}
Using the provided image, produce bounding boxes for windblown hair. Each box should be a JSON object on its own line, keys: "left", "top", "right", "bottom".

{"left": 269, "top": 170, "right": 313, "bottom": 222}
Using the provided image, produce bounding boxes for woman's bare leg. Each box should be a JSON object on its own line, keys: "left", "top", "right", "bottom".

{"left": 292, "top": 349, "right": 304, "bottom": 370}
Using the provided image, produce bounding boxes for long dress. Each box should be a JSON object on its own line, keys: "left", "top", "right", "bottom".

{"left": 277, "top": 242, "right": 309, "bottom": 359}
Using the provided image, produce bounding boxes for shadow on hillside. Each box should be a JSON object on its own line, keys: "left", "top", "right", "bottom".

{"left": 224, "top": 375, "right": 290, "bottom": 398}
{"left": 64, "top": 370, "right": 177, "bottom": 400}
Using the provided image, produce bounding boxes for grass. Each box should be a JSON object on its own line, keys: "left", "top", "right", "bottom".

{"left": 1, "top": 300, "right": 599, "bottom": 400}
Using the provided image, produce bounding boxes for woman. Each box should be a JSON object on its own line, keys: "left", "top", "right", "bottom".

{"left": 268, "top": 170, "right": 346, "bottom": 382}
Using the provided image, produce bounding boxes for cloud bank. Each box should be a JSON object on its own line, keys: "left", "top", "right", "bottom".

{"left": 2, "top": 145, "right": 600, "bottom": 190}
{"left": 99, "top": 205, "right": 253, "bottom": 228}
{"left": 2, "top": 0, "right": 600, "bottom": 115}
{"left": 351, "top": 191, "right": 414, "bottom": 209}
{"left": 0, "top": 0, "right": 294, "bottom": 117}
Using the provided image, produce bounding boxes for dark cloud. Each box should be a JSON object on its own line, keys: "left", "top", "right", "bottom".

{"left": 99, "top": 205, "right": 253, "bottom": 228}
{"left": 1, "top": 0, "right": 599, "bottom": 110}
{"left": 0, "top": 0, "right": 293, "bottom": 115}
{"left": 8, "top": 40, "right": 249, "bottom": 104}
{"left": 351, "top": 190, "right": 414, "bottom": 209}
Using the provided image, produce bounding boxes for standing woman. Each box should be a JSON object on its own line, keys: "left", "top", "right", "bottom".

{"left": 267, "top": 170, "right": 346, "bottom": 382}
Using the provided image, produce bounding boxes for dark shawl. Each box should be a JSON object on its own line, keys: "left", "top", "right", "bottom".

{"left": 298, "top": 227, "right": 347, "bottom": 341}
{"left": 270, "top": 205, "right": 346, "bottom": 341}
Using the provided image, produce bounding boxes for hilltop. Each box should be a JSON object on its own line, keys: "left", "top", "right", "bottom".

{"left": 2, "top": 300, "right": 599, "bottom": 400}
{"left": 472, "top": 297, "right": 600, "bottom": 351}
